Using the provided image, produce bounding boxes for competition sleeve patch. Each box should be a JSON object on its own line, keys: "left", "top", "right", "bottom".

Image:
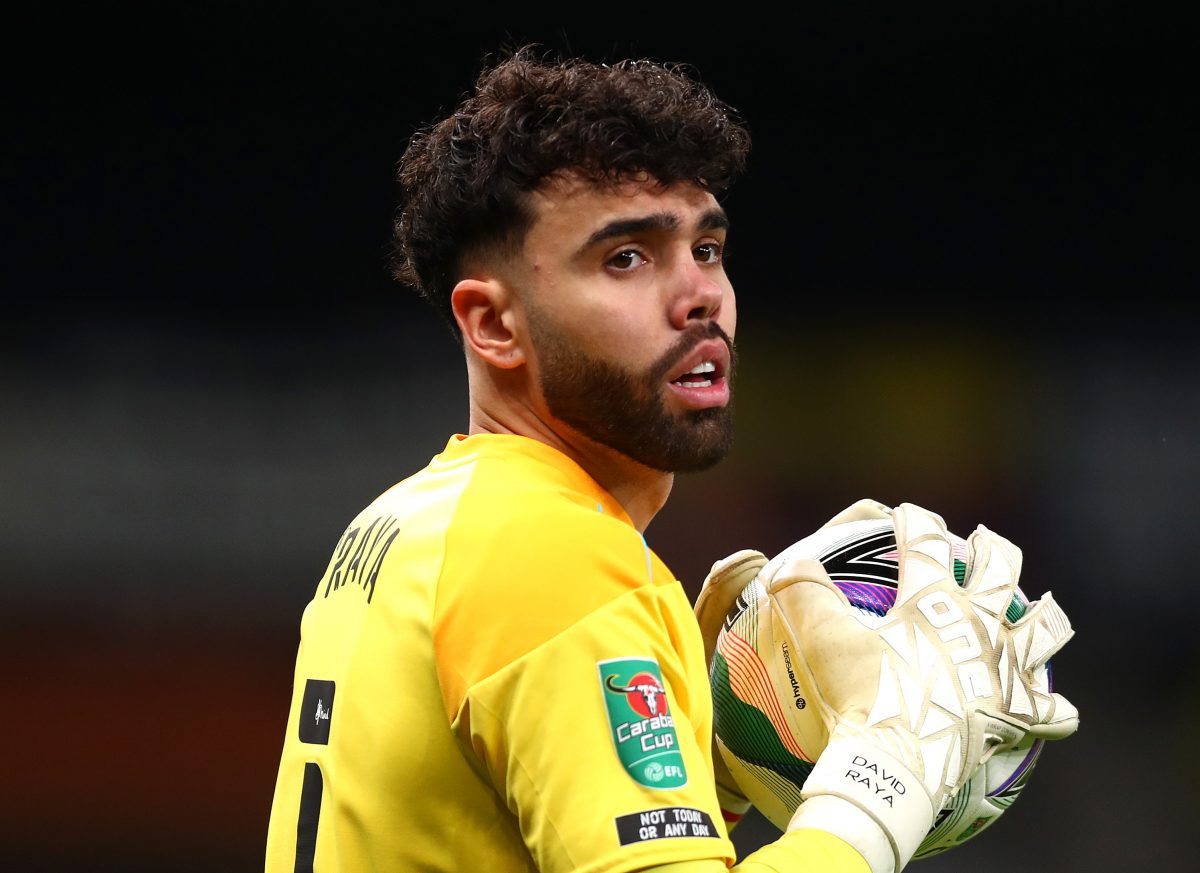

{"left": 615, "top": 808, "right": 719, "bottom": 845}
{"left": 598, "top": 657, "right": 686, "bottom": 789}
{"left": 298, "top": 679, "right": 335, "bottom": 745}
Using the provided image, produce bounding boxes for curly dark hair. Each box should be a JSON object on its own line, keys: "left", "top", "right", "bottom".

{"left": 389, "top": 46, "right": 751, "bottom": 338}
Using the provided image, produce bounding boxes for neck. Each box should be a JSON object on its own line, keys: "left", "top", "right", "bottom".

{"left": 468, "top": 401, "right": 673, "bottom": 533}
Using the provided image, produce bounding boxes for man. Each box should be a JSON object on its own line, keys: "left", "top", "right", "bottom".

{"left": 264, "top": 48, "right": 1076, "bottom": 873}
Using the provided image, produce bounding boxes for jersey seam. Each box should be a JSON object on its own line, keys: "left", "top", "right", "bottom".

{"left": 458, "top": 581, "right": 680, "bottom": 706}
{"left": 433, "top": 492, "right": 673, "bottom": 723}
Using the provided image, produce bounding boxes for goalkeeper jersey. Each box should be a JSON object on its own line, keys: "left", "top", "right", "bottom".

{"left": 264, "top": 432, "right": 869, "bottom": 873}
{"left": 265, "top": 432, "right": 738, "bottom": 872}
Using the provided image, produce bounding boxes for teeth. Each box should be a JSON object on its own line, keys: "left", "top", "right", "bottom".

{"left": 686, "top": 361, "right": 716, "bottom": 375}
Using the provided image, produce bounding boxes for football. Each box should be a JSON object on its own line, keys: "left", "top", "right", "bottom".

{"left": 710, "top": 518, "right": 1048, "bottom": 858}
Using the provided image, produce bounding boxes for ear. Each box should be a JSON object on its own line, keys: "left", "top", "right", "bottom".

{"left": 451, "top": 278, "right": 526, "bottom": 370}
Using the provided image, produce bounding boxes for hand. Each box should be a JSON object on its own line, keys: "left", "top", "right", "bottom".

{"left": 771, "top": 501, "right": 1077, "bottom": 872}
{"left": 695, "top": 549, "right": 767, "bottom": 820}
{"left": 696, "top": 549, "right": 768, "bottom": 668}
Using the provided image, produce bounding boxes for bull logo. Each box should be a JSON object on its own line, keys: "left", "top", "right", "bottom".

{"left": 605, "top": 672, "right": 669, "bottom": 718}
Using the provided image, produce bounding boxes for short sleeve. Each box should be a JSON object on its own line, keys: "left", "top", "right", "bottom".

{"left": 457, "top": 584, "right": 737, "bottom": 873}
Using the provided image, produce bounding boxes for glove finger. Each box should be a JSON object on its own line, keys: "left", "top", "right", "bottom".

{"left": 762, "top": 554, "right": 856, "bottom": 635}
{"left": 820, "top": 497, "right": 893, "bottom": 528}
{"left": 695, "top": 549, "right": 767, "bottom": 664}
{"left": 974, "top": 709, "right": 1032, "bottom": 754}
{"left": 766, "top": 556, "right": 880, "bottom": 719}
{"left": 700, "top": 549, "right": 768, "bottom": 597}
{"left": 1009, "top": 591, "right": 1075, "bottom": 672}
{"left": 1025, "top": 692, "right": 1079, "bottom": 740}
{"left": 762, "top": 553, "right": 840, "bottom": 594}
{"left": 892, "top": 502, "right": 954, "bottom": 608}
{"left": 963, "top": 524, "right": 1024, "bottom": 605}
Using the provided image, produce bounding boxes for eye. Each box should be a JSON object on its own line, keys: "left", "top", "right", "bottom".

{"left": 607, "top": 249, "right": 647, "bottom": 271}
{"left": 693, "top": 242, "right": 723, "bottom": 264}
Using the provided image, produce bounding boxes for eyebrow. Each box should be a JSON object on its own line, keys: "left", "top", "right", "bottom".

{"left": 580, "top": 207, "right": 730, "bottom": 252}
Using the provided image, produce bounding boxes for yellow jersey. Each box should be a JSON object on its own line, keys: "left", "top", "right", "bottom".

{"left": 264, "top": 433, "right": 868, "bottom": 873}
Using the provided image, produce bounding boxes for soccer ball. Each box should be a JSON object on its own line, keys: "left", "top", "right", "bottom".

{"left": 710, "top": 518, "right": 1048, "bottom": 858}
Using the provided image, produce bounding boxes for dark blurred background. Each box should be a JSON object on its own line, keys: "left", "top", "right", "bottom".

{"left": 2, "top": 3, "right": 1194, "bottom": 870}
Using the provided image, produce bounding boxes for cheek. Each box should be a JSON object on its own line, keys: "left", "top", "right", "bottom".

{"left": 603, "top": 328, "right": 663, "bottom": 374}
{"left": 530, "top": 304, "right": 658, "bottom": 378}
{"left": 571, "top": 305, "right": 663, "bottom": 364}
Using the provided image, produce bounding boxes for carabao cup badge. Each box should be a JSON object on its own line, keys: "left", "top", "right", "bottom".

{"left": 599, "top": 657, "right": 687, "bottom": 789}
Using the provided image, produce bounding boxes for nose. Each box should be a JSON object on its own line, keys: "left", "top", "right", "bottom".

{"left": 668, "top": 256, "right": 727, "bottom": 330}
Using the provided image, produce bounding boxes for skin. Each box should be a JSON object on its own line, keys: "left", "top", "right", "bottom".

{"left": 449, "top": 173, "right": 738, "bottom": 532}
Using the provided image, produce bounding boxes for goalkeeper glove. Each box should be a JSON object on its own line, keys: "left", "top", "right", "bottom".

{"left": 774, "top": 501, "right": 1077, "bottom": 872}
{"left": 696, "top": 549, "right": 768, "bottom": 823}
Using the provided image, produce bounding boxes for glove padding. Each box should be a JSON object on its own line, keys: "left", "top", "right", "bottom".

{"left": 696, "top": 549, "right": 768, "bottom": 667}
{"left": 770, "top": 501, "right": 1077, "bottom": 872}
{"left": 695, "top": 549, "right": 768, "bottom": 819}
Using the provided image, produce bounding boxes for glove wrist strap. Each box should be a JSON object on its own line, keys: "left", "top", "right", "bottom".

{"left": 795, "top": 738, "right": 935, "bottom": 873}
{"left": 788, "top": 795, "right": 895, "bottom": 873}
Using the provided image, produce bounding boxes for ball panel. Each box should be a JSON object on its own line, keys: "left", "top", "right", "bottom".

{"left": 987, "top": 735, "right": 1043, "bottom": 806}
{"left": 834, "top": 580, "right": 897, "bottom": 616}
{"left": 916, "top": 773, "right": 985, "bottom": 857}
{"left": 716, "top": 738, "right": 806, "bottom": 831}
{"left": 711, "top": 645, "right": 811, "bottom": 767}
{"left": 714, "top": 589, "right": 818, "bottom": 765}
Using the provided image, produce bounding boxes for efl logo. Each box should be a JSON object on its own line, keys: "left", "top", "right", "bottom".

{"left": 599, "top": 657, "right": 686, "bottom": 789}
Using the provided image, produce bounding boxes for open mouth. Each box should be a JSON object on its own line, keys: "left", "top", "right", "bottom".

{"left": 662, "top": 335, "right": 733, "bottom": 409}
{"left": 670, "top": 360, "right": 721, "bottom": 389}
{"left": 666, "top": 351, "right": 730, "bottom": 410}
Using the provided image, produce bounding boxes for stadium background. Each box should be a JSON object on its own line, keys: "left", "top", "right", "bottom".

{"left": 3, "top": 5, "right": 1192, "bottom": 870}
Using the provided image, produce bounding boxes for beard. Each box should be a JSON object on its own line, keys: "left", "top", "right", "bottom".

{"left": 526, "top": 312, "right": 737, "bottom": 473}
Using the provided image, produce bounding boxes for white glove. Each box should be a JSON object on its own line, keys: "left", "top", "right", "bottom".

{"left": 696, "top": 549, "right": 768, "bottom": 669}
{"left": 771, "top": 501, "right": 1077, "bottom": 872}
{"left": 695, "top": 549, "right": 768, "bottom": 819}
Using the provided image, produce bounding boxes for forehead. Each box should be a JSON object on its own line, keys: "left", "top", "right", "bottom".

{"left": 525, "top": 175, "right": 724, "bottom": 247}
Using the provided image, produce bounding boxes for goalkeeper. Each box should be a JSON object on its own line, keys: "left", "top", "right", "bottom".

{"left": 264, "top": 46, "right": 1077, "bottom": 873}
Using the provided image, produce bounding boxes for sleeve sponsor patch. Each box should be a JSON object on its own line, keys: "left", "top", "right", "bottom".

{"left": 298, "top": 678, "right": 335, "bottom": 745}
{"left": 598, "top": 657, "right": 687, "bottom": 789}
{"left": 614, "top": 807, "right": 719, "bottom": 846}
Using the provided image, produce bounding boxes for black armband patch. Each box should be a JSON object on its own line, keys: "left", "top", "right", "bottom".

{"left": 615, "top": 807, "right": 719, "bottom": 846}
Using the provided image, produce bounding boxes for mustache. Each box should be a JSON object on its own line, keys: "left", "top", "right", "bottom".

{"left": 648, "top": 322, "right": 736, "bottom": 384}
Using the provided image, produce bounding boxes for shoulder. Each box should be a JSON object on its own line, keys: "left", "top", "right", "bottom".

{"left": 441, "top": 460, "right": 668, "bottom": 630}
{"left": 431, "top": 435, "right": 684, "bottom": 702}
{"left": 444, "top": 433, "right": 670, "bottom": 603}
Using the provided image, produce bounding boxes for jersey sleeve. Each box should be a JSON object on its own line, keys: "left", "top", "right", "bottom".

{"left": 456, "top": 583, "right": 737, "bottom": 873}
{"left": 633, "top": 828, "right": 872, "bottom": 873}
{"left": 733, "top": 828, "right": 872, "bottom": 872}
{"left": 430, "top": 474, "right": 738, "bottom": 873}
